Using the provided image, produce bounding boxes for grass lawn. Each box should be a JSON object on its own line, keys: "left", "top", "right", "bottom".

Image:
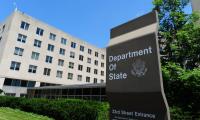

{"left": 0, "top": 107, "right": 53, "bottom": 120}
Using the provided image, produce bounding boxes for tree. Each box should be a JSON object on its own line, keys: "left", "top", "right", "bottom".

{"left": 153, "top": 0, "right": 200, "bottom": 69}
{"left": 153, "top": 0, "right": 200, "bottom": 119}
{"left": 162, "top": 63, "right": 200, "bottom": 119}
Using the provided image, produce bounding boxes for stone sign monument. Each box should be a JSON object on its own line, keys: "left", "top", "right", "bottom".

{"left": 106, "top": 11, "right": 170, "bottom": 120}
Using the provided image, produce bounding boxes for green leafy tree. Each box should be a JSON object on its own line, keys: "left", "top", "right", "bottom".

{"left": 153, "top": 0, "right": 200, "bottom": 69}
{"left": 162, "top": 63, "right": 200, "bottom": 118}
{"left": 153, "top": 0, "right": 200, "bottom": 119}
{"left": 175, "top": 15, "right": 200, "bottom": 68}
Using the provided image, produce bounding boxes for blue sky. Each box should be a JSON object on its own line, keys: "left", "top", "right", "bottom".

{"left": 0, "top": 0, "right": 192, "bottom": 48}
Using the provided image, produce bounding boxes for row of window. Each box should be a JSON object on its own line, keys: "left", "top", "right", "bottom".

{"left": 17, "top": 33, "right": 105, "bottom": 59}
{"left": 4, "top": 78, "right": 36, "bottom": 87}
{"left": 10, "top": 61, "right": 105, "bottom": 83}
{"left": 4, "top": 78, "right": 59, "bottom": 88}
{"left": 10, "top": 60, "right": 104, "bottom": 76}
{"left": 66, "top": 73, "right": 104, "bottom": 83}
{"left": 14, "top": 47, "right": 105, "bottom": 67}
{"left": 20, "top": 21, "right": 105, "bottom": 59}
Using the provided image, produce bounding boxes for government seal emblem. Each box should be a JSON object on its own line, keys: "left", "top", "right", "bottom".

{"left": 131, "top": 59, "right": 147, "bottom": 77}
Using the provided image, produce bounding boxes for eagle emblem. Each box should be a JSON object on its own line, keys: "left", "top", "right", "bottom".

{"left": 131, "top": 59, "right": 147, "bottom": 77}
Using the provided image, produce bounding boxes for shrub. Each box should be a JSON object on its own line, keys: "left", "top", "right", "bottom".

{"left": 162, "top": 63, "right": 200, "bottom": 119}
{"left": 0, "top": 89, "right": 4, "bottom": 94}
{"left": 0, "top": 96, "right": 109, "bottom": 120}
{"left": 170, "top": 106, "right": 193, "bottom": 120}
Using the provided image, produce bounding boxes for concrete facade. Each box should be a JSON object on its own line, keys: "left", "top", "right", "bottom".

{"left": 0, "top": 78, "right": 5, "bottom": 89}
{"left": 192, "top": 0, "right": 200, "bottom": 12}
{"left": 0, "top": 10, "right": 106, "bottom": 96}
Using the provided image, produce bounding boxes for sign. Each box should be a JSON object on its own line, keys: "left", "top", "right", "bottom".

{"left": 106, "top": 11, "right": 170, "bottom": 120}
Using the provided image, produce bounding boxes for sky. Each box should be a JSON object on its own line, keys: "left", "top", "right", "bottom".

{"left": 0, "top": 0, "right": 192, "bottom": 48}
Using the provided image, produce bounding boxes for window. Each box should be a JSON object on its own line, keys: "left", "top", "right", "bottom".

{"left": 78, "top": 65, "right": 83, "bottom": 71}
{"left": 61, "top": 38, "right": 67, "bottom": 45}
{"left": 86, "top": 77, "right": 90, "bottom": 83}
{"left": 5, "top": 93, "right": 16, "bottom": 96}
{"left": 71, "top": 42, "right": 76, "bottom": 48}
{"left": 10, "top": 61, "right": 21, "bottom": 71}
{"left": 36, "top": 27, "right": 44, "bottom": 36}
{"left": 11, "top": 79, "right": 20, "bottom": 86}
{"left": 47, "top": 44, "right": 54, "bottom": 52}
{"left": 79, "top": 55, "right": 84, "bottom": 61}
{"left": 94, "top": 78, "right": 97, "bottom": 84}
{"left": 70, "top": 51, "right": 75, "bottom": 58}
{"left": 45, "top": 56, "right": 53, "bottom": 63}
{"left": 20, "top": 21, "right": 30, "bottom": 30}
{"left": 21, "top": 81, "right": 28, "bottom": 87}
{"left": 59, "top": 48, "right": 65, "bottom": 55}
{"left": 28, "top": 65, "right": 37, "bottom": 73}
{"left": 27, "top": 81, "right": 36, "bottom": 87}
{"left": 87, "top": 58, "right": 91, "bottom": 63}
{"left": 80, "top": 45, "right": 84, "bottom": 52}
{"left": 58, "top": 59, "right": 64, "bottom": 66}
{"left": 43, "top": 68, "right": 51, "bottom": 76}
{"left": 94, "top": 69, "right": 98, "bottom": 74}
{"left": 27, "top": 81, "right": 35, "bottom": 87}
{"left": 31, "top": 52, "right": 40, "bottom": 60}
{"left": 69, "top": 62, "right": 74, "bottom": 69}
{"left": 101, "top": 62, "right": 104, "bottom": 68}
{"left": 77, "top": 75, "right": 82, "bottom": 81}
{"left": 49, "top": 33, "right": 56, "bottom": 40}
{"left": 101, "top": 54, "right": 105, "bottom": 59}
{"left": 20, "top": 94, "right": 27, "bottom": 97}
{"left": 101, "top": 80, "right": 104, "bottom": 83}
{"left": 95, "top": 52, "right": 98, "bottom": 57}
{"left": 14, "top": 47, "right": 24, "bottom": 56}
{"left": 56, "top": 71, "right": 63, "bottom": 78}
{"left": 101, "top": 71, "right": 104, "bottom": 76}
{"left": 68, "top": 73, "right": 73, "bottom": 80}
{"left": 3, "top": 79, "right": 12, "bottom": 86}
{"left": 94, "top": 60, "right": 98, "bottom": 66}
{"left": 34, "top": 39, "right": 42, "bottom": 48}
{"left": 0, "top": 36, "right": 2, "bottom": 41}
{"left": 86, "top": 67, "right": 91, "bottom": 73}
{"left": 17, "top": 34, "right": 27, "bottom": 43}
{"left": 20, "top": 81, "right": 28, "bottom": 87}
{"left": 88, "top": 49, "right": 92, "bottom": 54}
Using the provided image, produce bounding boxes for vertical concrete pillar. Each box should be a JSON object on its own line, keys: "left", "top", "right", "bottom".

{"left": 15, "top": 91, "right": 20, "bottom": 97}
{"left": 0, "top": 77, "right": 5, "bottom": 89}
{"left": 35, "top": 82, "right": 40, "bottom": 87}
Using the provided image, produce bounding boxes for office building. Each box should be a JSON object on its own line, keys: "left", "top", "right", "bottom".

{"left": 0, "top": 10, "right": 106, "bottom": 97}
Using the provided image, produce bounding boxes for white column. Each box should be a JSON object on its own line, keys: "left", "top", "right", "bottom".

{"left": 0, "top": 77, "right": 5, "bottom": 89}
{"left": 35, "top": 82, "right": 40, "bottom": 87}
